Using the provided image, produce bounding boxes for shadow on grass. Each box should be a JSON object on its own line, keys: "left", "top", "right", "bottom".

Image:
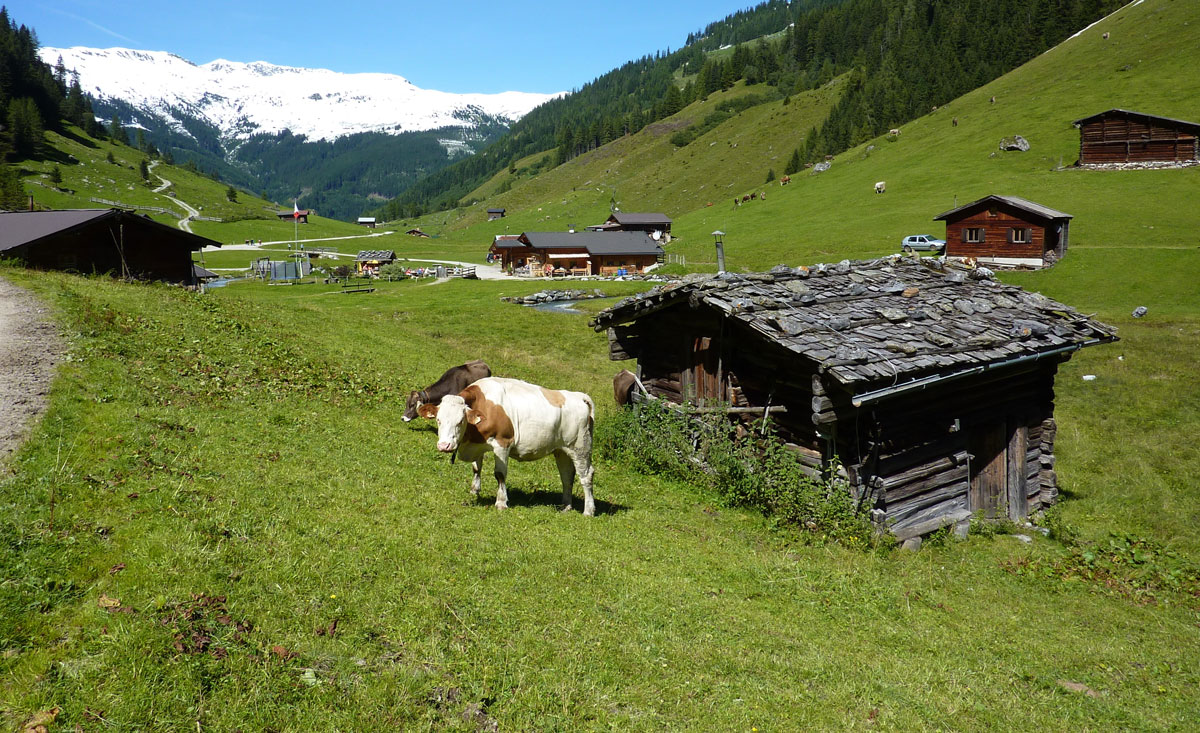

{"left": 472, "top": 486, "right": 628, "bottom": 516}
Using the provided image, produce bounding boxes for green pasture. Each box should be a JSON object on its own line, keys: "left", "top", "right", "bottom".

{"left": 1, "top": 259, "right": 1198, "bottom": 730}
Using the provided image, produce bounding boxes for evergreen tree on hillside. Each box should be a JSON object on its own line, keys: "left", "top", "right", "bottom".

{"left": 784, "top": 148, "right": 801, "bottom": 176}
{"left": 6, "top": 97, "right": 43, "bottom": 158}
{"left": 108, "top": 113, "right": 128, "bottom": 145}
{"left": 0, "top": 163, "right": 25, "bottom": 208}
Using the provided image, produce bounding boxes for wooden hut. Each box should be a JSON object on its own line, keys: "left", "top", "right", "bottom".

{"left": 356, "top": 217, "right": 377, "bottom": 228}
{"left": 935, "top": 195, "right": 1072, "bottom": 269}
{"left": 0, "top": 208, "right": 219, "bottom": 283}
{"left": 589, "top": 212, "right": 672, "bottom": 241}
{"left": 405, "top": 228, "right": 431, "bottom": 238}
{"left": 277, "top": 209, "right": 310, "bottom": 223}
{"left": 591, "top": 257, "right": 1116, "bottom": 541}
{"left": 488, "top": 234, "right": 528, "bottom": 269}
{"left": 487, "top": 208, "right": 506, "bottom": 221}
{"left": 354, "top": 249, "right": 395, "bottom": 276}
{"left": 1073, "top": 109, "right": 1200, "bottom": 165}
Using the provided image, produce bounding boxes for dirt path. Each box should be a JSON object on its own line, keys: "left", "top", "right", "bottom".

{"left": 0, "top": 276, "right": 64, "bottom": 469}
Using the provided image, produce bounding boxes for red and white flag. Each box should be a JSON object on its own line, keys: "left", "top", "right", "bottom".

{"left": 293, "top": 201, "right": 301, "bottom": 219}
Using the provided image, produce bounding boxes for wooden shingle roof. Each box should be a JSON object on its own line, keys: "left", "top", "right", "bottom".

{"left": 933, "top": 195, "right": 1072, "bottom": 222}
{"left": 591, "top": 257, "right": 1116, "bottom": 389}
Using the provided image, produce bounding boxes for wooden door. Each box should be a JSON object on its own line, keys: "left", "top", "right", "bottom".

{"left": 691, "top": 336, "right": 723, "bottom": 404}
{"left": 969, "top": 422, "right": 1007, "bottom": 518}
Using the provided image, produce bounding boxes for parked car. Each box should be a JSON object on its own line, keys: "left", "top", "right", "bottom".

{"left": 901, "top": 234, "right": 946, "bottom": 252}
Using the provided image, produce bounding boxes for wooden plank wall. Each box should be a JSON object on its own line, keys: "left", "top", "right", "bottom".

{"left": 944, "top": 211, "right": 1045, "bottom": 259}
{"left": 1078, "top": 116, "right": 1200, "bottom": 164}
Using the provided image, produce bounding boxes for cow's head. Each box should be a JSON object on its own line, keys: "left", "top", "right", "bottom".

{"left": 402, "top": 390, "right": 424, "bottom": 422}
{"left": 431, "top": 395, "right": 482, "bottom": 453}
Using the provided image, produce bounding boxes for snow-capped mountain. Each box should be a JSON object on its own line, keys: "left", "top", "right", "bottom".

{"left": 41, "top": 46, "right": 559, "bottom": 142}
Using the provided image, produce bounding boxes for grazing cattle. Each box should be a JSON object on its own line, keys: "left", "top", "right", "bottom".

{"left": 750, "top": 192, "right": 757, "bottom": 200}
{"left": 780, "top": 175, "right": 791, "bottom": 186}
{"left": 420, "top": 377, "right": 596, "bottom": 516}
{"left": 759, "top": 191, "right": 766, "bottom": 200}
{"left": 613, "top": 369, "right": 638, "bottom": 407}
{"left": 990, "top": 96, "right": 996, "bottom": 104}
{"left": 741, "top": 194, "right": 751, "bottom": 203}
{"left": 888, "top": 128, "right": 902, "bottom": 137}
{"left": 403, "top": 360, "right": 491, "bottom": 422}
{"left": 874, "top": 181, "right": 886, "bottom": 194}
{"left": 952, "top": 117, "right": 959, "bottom": 127}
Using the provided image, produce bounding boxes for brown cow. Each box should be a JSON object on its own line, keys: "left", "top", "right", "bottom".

{"left": 403, "top": 360, "right": 491, "bottom": 421}
{"left": 780, "top": 175, "right": 791, "bottom": 185}
{"left": 613, "top": 369, "right": 638, "bottom": 407}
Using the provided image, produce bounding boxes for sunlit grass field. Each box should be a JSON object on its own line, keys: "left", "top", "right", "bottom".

{"left": 1, "top": 262, "right": 1197, "bottom": 730}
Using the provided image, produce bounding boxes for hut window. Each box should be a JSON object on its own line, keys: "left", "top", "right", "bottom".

{"left": 1009, "top": 228, "right": 1031, "bottom": 244}
{"left": 987, "top": 208, "right": 999, "bottom": 218}
{"left": 963, "top": 227, "right": 985, "bottom": 243}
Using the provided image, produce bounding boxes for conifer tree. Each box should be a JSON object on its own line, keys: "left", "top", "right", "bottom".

{"left": 108, "top": 113, "right": 128, "bottom": 145}
{"left": 784, "top": 148, "right": 801, "bottom": 176}
{"left": 0, "top": 164, "right": 25, "bottom": 209}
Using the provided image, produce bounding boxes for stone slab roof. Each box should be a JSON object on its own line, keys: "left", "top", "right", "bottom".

{"left": 1072, "top": 108, "right": 1200, "bottom": 134}
{"left": 591, "top": 256, "right": 1117, "bottom": 388}
{"left": 355, "top": 250, "right": 395, "bottom": 260}
{"left": 520, "top": 231, "right": 663, "bottom": 256}
{"left": 607, "top": 212, "right": 672, "bottom": 226}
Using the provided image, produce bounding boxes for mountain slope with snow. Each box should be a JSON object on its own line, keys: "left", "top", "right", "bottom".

{"left": 42, "top": 46, "right": 560, "bottom": 142}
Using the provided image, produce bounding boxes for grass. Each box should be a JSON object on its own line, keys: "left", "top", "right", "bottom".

{"left": 0, "top": 265, "right": 1197, "bottom": 730}
{"left": 3, "top": 1, "right": 1199, "bottom": 728}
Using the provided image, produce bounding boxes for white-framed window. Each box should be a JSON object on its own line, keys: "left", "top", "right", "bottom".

{"left": 1009, "top": 228, "right": 1031, "bottom": 244}
{"left": 963, "top": 227, "right": 985, "bottom": 243}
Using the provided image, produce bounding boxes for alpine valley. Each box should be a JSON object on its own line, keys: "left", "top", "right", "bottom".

{"left": 39, "top": 46, "right": 561, "bottom": 220}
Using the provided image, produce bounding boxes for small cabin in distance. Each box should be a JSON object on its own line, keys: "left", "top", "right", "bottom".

{"left": 277, "top": 209, "right": 310, "bottom": 224}
{"left": 1073, "top": 109, "right": 1200, "bottom": 166}
{"left": 589, "top": 212, "right": 672, "bottom": 241}
{"left": 355, "top": 250, "right": 395, "bottom": 276}
{"left": 487, "top": 208, "right": 506, "bottom": 221}
{"left": 935, "top": 195, "right": 1071, "bottom": 269}
{"left": 592, "top": 258, "right": 1117, "bottom": 542}
{"left": 357, "top": 217, "right": 377, "bottom": 228}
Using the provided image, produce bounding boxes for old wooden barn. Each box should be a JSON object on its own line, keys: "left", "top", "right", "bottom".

{"left": 0, "top": 208, "right": 219, "bottom": 283}
{"left": 936, "top": 195, "right": 1072, "bottom": 269}
{"left": 1073, "top": 109, "right": 1200, "bottom": 165}
{"left": 592, "top": 257, "right": 1117, "bottom": 541}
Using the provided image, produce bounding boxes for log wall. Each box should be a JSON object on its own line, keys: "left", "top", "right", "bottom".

{"left": 1078, "top": 115, "right": 1200, "bottom": 164}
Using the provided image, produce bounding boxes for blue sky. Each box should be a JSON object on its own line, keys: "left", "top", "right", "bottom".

{"left": 15, "top": 0, "right": 759, "bottom": 94}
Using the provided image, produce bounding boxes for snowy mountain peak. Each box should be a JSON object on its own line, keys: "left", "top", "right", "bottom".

{"left": 42, "top": 46, "right": 560, "bottom": 142}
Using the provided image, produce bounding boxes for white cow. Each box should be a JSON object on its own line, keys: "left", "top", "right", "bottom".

{"left": 420, "top": 377, "right": 596, "bottom": 516}
{"left": 875, "top": 181, "right": 886, "bottom": 194}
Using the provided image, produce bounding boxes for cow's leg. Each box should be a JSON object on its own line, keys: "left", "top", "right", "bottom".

{"left": 492, "top": 450, "right": 509, "bottom": 510}
{"left": 566, "top": 449, "right": 596, "bottom": 517}
{"left": 470, "top": 455, "right": 483, "bottom": 496}
{"left": 555, "top": 450, "right": 576, "bottom": 512}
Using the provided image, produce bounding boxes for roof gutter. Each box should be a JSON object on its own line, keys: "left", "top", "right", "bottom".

{"left": 849, "top": 340, "right": 1106, "bottom": 408}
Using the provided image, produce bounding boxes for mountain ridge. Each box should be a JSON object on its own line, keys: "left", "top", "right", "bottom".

{"left": 40, "top": 46, "right": 562, "bottom": 143}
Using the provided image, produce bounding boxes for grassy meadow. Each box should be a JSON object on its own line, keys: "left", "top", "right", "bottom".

{"left": 1, "top": 262, "right": 1197, "bottom": 730}
{"left": 3, "top": 0, "right": 1200, "bottom": 728}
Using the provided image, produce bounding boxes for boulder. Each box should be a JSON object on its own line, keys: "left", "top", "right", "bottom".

{"left": 999, "top": 135, "right": 1030, "bottom": 152}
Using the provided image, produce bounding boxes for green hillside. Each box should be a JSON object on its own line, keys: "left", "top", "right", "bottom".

{"left": 16, "top": 126, "right": 376, "bottom": 256}
{"left": 400, "top": 0, "right": 1198, "bottom": 270}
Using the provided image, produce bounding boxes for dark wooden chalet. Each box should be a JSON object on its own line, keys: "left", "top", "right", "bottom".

{"left": 519, "top": 231, "right": 663, "bottom": 276}
{"left": 935, "top": 195, "right": 1072, "bottom": 269}
{"left": 277, "top": 209, "right": 310, "bottom": 223}
{"left": 1073, "top": 109, "right": 1200, "bottom": 165}
{"left": 589, "top": 212, "right": 672, "bottom": 240}
{"left": 592, "top": 258, "right": 1116, "bottom": 541}
{"left": 406, "top": 227, "right": 431, "bottom": 238}
{"left": 0, "top": 208, "right": 220, "bottom": 283}
{"left": 356, "top": 217, "right": 377, "bottom": 228}
{"left": 488, "top": 234, "right": 527, "bottom": 268}
{"left": 487, "top": 208, "right": 506, "bottom": 221}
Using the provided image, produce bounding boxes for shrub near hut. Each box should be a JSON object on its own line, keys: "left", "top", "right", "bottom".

{"left": 597, "top": 399, "right": 874, "bottom": 546}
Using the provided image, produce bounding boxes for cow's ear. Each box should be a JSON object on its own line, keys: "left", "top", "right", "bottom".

{"left": 466, "top": 409, "right": 483, "bottom": 425}
{"left": 417, "top": 404, "right": 438, "bottom": 419}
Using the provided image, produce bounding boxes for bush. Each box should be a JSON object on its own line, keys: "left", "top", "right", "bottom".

{"left": 596, "top": 399, "right": 873, "bottom": 544}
